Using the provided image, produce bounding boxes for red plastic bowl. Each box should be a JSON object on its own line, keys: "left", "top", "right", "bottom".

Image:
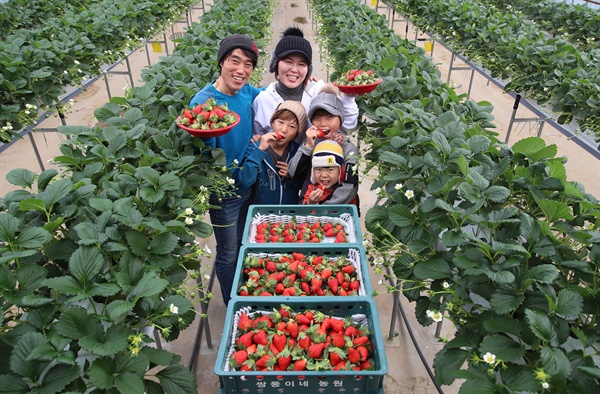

{"left": 333, "top": 78, "right": 382, "bottom": 95}
{"left": 176, "top": 113, "right": 240, "bottom": 138}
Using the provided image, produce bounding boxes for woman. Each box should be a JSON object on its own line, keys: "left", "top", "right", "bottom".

{"left": 252, "top": 27, "right": 359, "bottom": 137}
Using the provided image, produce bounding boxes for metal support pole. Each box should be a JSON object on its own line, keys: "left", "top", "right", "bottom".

{"left": 466, "top": 69, "right": 475, "bottom": 99}
{"left": 447, "top": 53, "right": 456, "bottom": 84}
{"left": 28, "top": 133, "right": 46, "bottom": 172}
{"left": 188, "top": 264, "right": 216, "bottom": 370}
{"left": 505, "top": 94, "right": 521, "bottom": 142}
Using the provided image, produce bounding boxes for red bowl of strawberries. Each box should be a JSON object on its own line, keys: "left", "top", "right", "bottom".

{"left": 333, "top": 69, "right": 382, "bottom": 95}
{"left": 176, "top": 97, "right": 240, "bottom": 138}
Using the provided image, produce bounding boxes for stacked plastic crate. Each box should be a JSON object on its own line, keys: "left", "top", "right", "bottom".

{"left": 215, "top": 205, "right": 388, "bottom": 394}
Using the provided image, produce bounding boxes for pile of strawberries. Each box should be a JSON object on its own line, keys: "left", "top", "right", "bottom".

{"left": 334, "top": 69, "right": 379, "bottom": 86}
{"left": 177, "top": 97, "right": 238, "bottom": 130}
{"left": 238, "top": 252, "right": 361, "bottom": 296}
{"left": 254, "top": 220, "right": 348, "bottom": 243}
{"left": 229, "top": 305, "right": 375, "bottom": 371}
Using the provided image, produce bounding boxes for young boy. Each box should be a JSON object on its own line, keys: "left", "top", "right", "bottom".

{"left": 301, "top": 140, "right": 358, "bottom": 207}
{"left": 289, "top": 83, "right": 359, "bottom": 206}
{"left": 237, "top": 100, "right": 308, "bottom": 204}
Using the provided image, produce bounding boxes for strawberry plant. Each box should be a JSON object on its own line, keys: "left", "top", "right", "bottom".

{"left": 228, "top": 305, "right": 376, "bottom": 372}
{"left": 237, "top": 251, "right": 364, "bottom": 296}
{"left": 177, "top": 97, "right": 238, "bottom": 130}
{"left": 312, "top": 0, "right": 600, "bottom": 392}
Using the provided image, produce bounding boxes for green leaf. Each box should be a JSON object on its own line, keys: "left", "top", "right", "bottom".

{"left": 73, "top": 222, "right": 107, "bottom": 246}
{"left": 38, "top": 364, "right": 79, "bottom": 393}
{"left": 431, "top": 131, "right": 451, "bottom": 155}
{"left": 413, "top": 258, "right": 452, "bottom": 280}
{"left": 388, "top": 205, "right": 413, "bottom": 227}
{"left": 18, "top": 199, "right": 47, "bottom": 213}
{"left": 526, "top": 265, "right": 558, "bottom": 284}
{"left": 6, "top": 169, "right": 35, "bottom": 188}
{"left": 116, "top": 372, "right": 145, "bottom": 394}
{"left": 512, "top": 137, "right": 546, "bottom": 156}
{"left": 43, "top": 277, "right": 83, "bottom": 295}
{"left": 483, "top": 316, "right": 521, "bottom": 336}
{"left": 555, "top": 289, "right": 583, "bottom": 317}
{"left": 140, "top": 347, "right": 176, "bottom": 367}
{"left": 432, "top": 348, "right": 468, "bottom": 385}
{"left": 156, "top": 364, "right": 197, "bottom": 394}
{"left": 88, "top": 198, "right": 114, "bottom": 212}
{"left": 0, "top": 213, "right": 19, "bottom": 242}
{"left": 159, "top": 173, "right": 180, "bottom": 191}
{"left": 88, "top": 358, "right": 115, "bottom": 389}
{"left": 14, "top": 227, "right": 52, "bottom": 249}
{"left": 126, "top": 230, "right": 150, "bottom": 256}
{"left": 56, "top": 307, "right": 102, "bottom": 339}
{"left": 379, "top": 151, "right": 407, "bottom": 166}
{"left": 79, "top": 332, "right": 128, "bottom": 356}
{"left": 479, "top": 335, "right": 525, "bottom": 362}
{"left": 536, "top": 199, "right": 574, "bottom": 222}
{"left": 106, "top": 300, "right": 135, "bottom": 321}
{"left": 150, "top": 233, "right": 178, "bottom": 255}
{"left": 483, "top": 186, "right": 510, "bottom": 203}
{"left": 577, "top": 366, "right": 600, "bottom": 379}
{"left": 467, "top": 170, "right": 489, "bottom": 190}
{"left": 0, "top": 375, "right": 29, "bottom": 393}
{"left": 10, "top": 332, "right": 47, "bottom": 381}
{"left": 136, "top": 167, "right": 160, "bottom": 185}
{"left": 130, "top": 272, "right": 169, "bottom": 299}
{"left": 490, "top": 286, "right": 524, "bottom": 314}
{"left": 69, "top": 246, "right": 105, "bottom": 287}
{"left": 541, "top": 346, "right": 571, "bottom": 378}
{"left": 526, "top": 309, "right": 558, "bottom": 346}
{"left": 42, "top": 178, "right": 73, "bottom": 206}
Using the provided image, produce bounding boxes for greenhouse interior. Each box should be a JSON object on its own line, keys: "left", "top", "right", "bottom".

{"left": 1, "top": 0, "right": 599, "bottom": 393}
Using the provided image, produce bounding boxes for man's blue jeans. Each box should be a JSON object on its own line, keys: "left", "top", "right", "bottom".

{"left": 209, "top": 189, "right": 252, "bottom": 306}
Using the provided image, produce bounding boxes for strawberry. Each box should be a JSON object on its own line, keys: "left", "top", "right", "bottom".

{"left": 283, "top": 234, "right": 295, "bottom": 243}
{"left": 297, "top": 333, "right": 311, "bottom": 350}
{"left": 253, "top": 329, "right": 268, "bottom": 346}
{"left": 345, "top": 325, "right": 358, "bottom": 338}
{"left": 292, "top": 252, "right": 305, "bottom": 261}
{"left": 357, "top": 345, "right": 369, "bottom": 362}
{"left": 268, "top": 235, "right": 280, "bottom": 243}
{"left": 353, "top": 336, "right": 370, "bottom": 346}
{"left": 277, "top": 349, "right": 292, "bottom": 370}
{"left": 324, "top": 228, "right": 336, "bottom": 237}
{"left": 330, "top": 318, "right": 345, "bottom": 333}
{"left": 229, "top": 350, "right": 248, "bottom": 368}
{"left": 317, "top": 129, "right": 326, "bottom": 138}
{"left": 327, "top": 277, "right": 339, "bottom": 294}
{"left": 238, "top": 313, "right": 253, "bottom": 332}
{"left": 360, "top": 359, "right": 374, "bottom": 370}
{"left": 287, "top": 320, "right": 299, "bottom": 339}
{"left": 341, "top": 265, "right": 355, "bottom": 275}
{"left": 236, "top": 331, "right": 254, "bottom": 348}
{"left": 317, "top": 184, "right": 325, "bottom": 191}
{"left": 311, "top": 275, "right": 323, "bottom": 293}
{"left": 272, "top": 333, "right": 287, "bottom": 352}
{"left": 350, "top": 279, "right": 360, "bottom": 291}
{"left": 275, "top": 283, "right": 285, "bottom": 295}
{"left": 348, "top": 348, "right": 360, "bottom": 364}
{"left": 256, "top": 354, "right": 275, "bottom": 369}
{"left": 333, "top": 361, "right": 348, "bottom": 370}
{"left": 332, "top": 332, "right": 346, "bottom": 348}
{"left": 293, "top": 359, "right": 307, "bottom": 371}
{"left": 335, "top": 232, "right": 347, "bottom": 243}
{"left": 265, "top": 260, "right": 277, "bottom": 273}
{"left": 274, "top": 133, "right": 284, "bottom": 140}
{"left": 308, "top": 343, "right": 326, "bottom": 359}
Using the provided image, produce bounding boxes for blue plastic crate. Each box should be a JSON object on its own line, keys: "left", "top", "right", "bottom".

{"left": 230, "top": 244, "right": 373, "bottom": 300}
{"left": 242, "top": 204, "right": 362, "bottom": 245}
{"left": 215, "top": 298, "right": 388, "bottom": 394}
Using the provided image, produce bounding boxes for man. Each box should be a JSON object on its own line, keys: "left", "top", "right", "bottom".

{"left": 189, "top": 34, "right": 262, "bottom": 306}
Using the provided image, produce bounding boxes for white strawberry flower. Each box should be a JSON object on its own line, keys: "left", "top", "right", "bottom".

{"left": 169, "top": 304, "right": 179, "bottom": 314}
{"left": 482, "top": 352, "right": 496, "bottom": 364}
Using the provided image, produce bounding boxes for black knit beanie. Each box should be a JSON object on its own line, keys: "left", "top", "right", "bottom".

{"left": 268, "top": 27, "right": 313, "bottom": 73}
{"left": 217, "top": 34, "right": 259, "bottom": 68}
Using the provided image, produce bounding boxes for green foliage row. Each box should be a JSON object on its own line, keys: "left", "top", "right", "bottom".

{"left": 0, "top": 0, "right": 196, "bottom": 143}
{"left": 0, "top": 0, "right": 275, "bottom": 392}
{"left": 388, "top": 0, "right": 600, "bottom": 142}
{"left": 0, "top": 0, "right": 94, "bottom": 39}
{"left": 312, "top": 0, "right": 600, "bottom": 391}
{"left": 479, "top": 0, "right": 600, "bottom": 52}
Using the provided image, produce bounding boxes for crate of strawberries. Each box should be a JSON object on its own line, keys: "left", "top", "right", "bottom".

{"left": 243, "top": 204, "right": 361, "bottom": 244}
{"left": 215, "top": 299, "right": 387, "bottom": 393}
{"left": 231, "top": 245, "right": 372, "bottom": 299}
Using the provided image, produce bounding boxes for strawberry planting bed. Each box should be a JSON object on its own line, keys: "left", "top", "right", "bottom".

{"left": 243, "top": 204, "right": 362, "bottom": 244}
{"left": 215, "top": 299, "right": 387, "bottom": 394}
{"left": 231, "top": 245, "right": 371, "bottom": 298}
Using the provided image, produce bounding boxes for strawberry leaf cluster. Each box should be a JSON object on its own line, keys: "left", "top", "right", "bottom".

{"left": 229, "top": 306, "right": 375, "bottom": 372}
{"left": 238, "top": 252, "right": 361, "bottom": 296}
{"left": 254, "top": 220, "right": 348, "bottom": 243}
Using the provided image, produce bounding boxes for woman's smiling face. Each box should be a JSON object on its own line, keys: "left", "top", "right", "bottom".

{"left": 276, "top": 54, "right": 309, "bottom": 89}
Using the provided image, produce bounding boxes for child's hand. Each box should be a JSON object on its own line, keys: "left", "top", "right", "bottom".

{"left": 305, "top": 126, "right": 318, "bottom": 149}
{"left": 307, "top": 187, "right": 323, "bottom": 204}
{"left": 251, "top": 133, "right": 262, "bottom": 143}
{"left": 259, "top": 133, "right": 275, "bottom": 150}
{"left": 276, "top": 161, "right": 290, "bottom": 178}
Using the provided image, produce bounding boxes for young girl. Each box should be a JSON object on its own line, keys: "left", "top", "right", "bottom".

{"left": 301, "top": 140, "right": 358, "bottom": 207}
{"left": 237, "top": 101, "right": 308, "bottom": 204}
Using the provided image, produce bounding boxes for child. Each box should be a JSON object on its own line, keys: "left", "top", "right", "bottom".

{"left": 289, "top": 83, "right": 359, "bottom": 206}
{"left": 237, "top": 100, "right": 308, "bottom": 204}
{"left": 301, "top": 140, "right": 358, "bottom": 207}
